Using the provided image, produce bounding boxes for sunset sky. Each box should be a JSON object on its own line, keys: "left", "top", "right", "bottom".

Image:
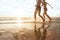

{"left": 0, "top": 0, "right": 60, "bottom": 17}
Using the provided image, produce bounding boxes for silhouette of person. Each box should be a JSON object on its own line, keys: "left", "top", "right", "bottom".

{"left": 34, "top": 23, "right": 41, "bottom": 40}
{"left": 41, "top": 22, "right": 51, "bottom": 40}
{"left": 42, "top": 0, "right": 53, "bottom": 22}
{"left": 34, "top": 0, "right": 44, "bottom": 22}
{"left": 41, "top": 28, "right": 47, "bottom": 40}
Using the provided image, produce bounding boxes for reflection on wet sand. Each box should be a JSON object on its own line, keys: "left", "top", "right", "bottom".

{"left": 34, "top": 22, "right": 41, "bottom": 40}
{"left": 0, "top": 17, "right": 60, "bottom": 40}
{"left": 34, "top": 22, "right": 51, "bottom": 40}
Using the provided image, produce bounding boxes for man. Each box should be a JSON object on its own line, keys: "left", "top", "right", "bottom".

{"left": 34, "top": 0, "right": 44, "bottom": 22}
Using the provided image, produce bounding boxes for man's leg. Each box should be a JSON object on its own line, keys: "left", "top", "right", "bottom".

{"left": 38, "top": 9, "right": 44, "bottom": 22}
{"left": 43, "top": 12, "right": 45, "bottom": 21}
{"left": 34, "top": 9, "right": 37, "bottom": 21}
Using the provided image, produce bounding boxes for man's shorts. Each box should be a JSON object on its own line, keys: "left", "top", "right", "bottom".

{"left": 36, "top": 6, "right": 41, "bottom": 10}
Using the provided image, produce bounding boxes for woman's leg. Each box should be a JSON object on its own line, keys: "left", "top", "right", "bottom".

{"left": 45, "top": 12, "right": 51, "bottom": 21}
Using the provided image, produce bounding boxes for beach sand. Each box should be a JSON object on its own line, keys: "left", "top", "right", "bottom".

{"left": 0, "top": 17, "right": 60, "bottom": 40}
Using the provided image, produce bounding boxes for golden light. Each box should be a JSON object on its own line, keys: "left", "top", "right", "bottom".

{"left": 15, "top": 9, "right": 24, "bottom": 26}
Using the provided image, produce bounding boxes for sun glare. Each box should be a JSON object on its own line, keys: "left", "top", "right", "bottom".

{"left": 15, "top": 0, "right": 55, "bottom": 27}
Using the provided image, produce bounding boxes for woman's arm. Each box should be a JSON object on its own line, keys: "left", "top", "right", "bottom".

{"left": 36, "top": 0, "right": 38, "bottom": 2}
{"left": 47, "top": 2, "right": 53, "bottom": 9}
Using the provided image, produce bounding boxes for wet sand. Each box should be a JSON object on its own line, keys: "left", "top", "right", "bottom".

{"left": 0, "top": 17, "right": 60, "bottom": 40}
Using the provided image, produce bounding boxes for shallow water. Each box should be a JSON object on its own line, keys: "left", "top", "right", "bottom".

{"left": 0, "top": 17, "right": 60, "bottom": 40}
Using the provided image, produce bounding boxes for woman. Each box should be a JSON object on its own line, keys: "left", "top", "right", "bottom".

{"left": 42, "top": 0, "right": 53, "bottom": 21}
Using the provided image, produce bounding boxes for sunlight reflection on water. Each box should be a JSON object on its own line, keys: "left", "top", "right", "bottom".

{"left": 0, "top": 17, "right": 60, "bottom": 33}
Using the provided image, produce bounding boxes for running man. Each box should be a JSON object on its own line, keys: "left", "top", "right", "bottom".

{"left": 34, "top": 0, "right": 44, "bottom": 22}
{"left": 42, "top": 0, "right": 53, "bottom": 21}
